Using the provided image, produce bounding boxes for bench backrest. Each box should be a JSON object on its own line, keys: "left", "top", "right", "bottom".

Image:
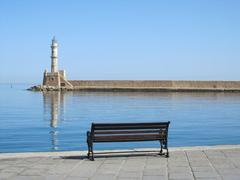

{"left": 90, "top": 122, "right": 170, "bottom": 142}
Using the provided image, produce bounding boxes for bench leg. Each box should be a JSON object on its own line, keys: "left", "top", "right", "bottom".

{"left": 165, "top": 140, "right": 169, "bottom": 158}
{"left": 166, "top": 150, "right": 169, "bottom": 158}
{"left": 87, "top": 132, "right": 91, "bottom": 159}
{"left": 87, "top": 140, "right": 94, "bottom": 161}
{"left": 160, "top": 140, "right": 169, "bottom": 158}
{"left": 91, "top": 152, "right": 94, "bottom": 161}
{"left": 87, "top": 139, "right": 91, "bottom": 159}
{"left": 87, "top": 140, "right": 89, "bottom": 158}
{"left": 87, "top": 144, "right": 94, "bottom": 160}
{"left": 87, "top": 148, "right": 90, "bottom": 159}
{"left": 90, "top": 143, "right": 94, "bottom": 161}
{"left": 159, "top": 140, "right": 163, "bottom": 155}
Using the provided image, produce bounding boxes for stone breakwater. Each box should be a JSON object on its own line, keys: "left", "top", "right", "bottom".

{"left": 27, "top": 85, "right": 71, "bottom": 91}
{"left": 28, "top": 80, "right": 240, "bottom": 92}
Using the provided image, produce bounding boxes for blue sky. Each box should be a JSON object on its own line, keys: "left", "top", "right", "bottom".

{"left": 0, "top": 0, "right": 240, "bottom": 83}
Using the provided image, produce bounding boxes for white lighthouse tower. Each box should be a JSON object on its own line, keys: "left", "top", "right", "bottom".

{"left": 51, "top": 36, "right": 58, "bottom": 73}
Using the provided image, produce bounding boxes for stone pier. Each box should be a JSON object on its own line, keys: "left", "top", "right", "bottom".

{"left": 1, "top": 145, "right": 240, "bottom": 180}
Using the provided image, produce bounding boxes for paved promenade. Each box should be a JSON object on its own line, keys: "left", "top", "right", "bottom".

{"left": 0, "top": 145, "right": 240, "bottom": 180}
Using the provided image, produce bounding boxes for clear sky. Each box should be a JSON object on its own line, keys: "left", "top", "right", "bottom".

{"left": 0, "top": 0, "right": 240, "bottom": 83}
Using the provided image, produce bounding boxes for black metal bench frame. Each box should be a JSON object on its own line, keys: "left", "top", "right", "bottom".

{"left": 86, "top": 121, "right": 170, "bottom": 160}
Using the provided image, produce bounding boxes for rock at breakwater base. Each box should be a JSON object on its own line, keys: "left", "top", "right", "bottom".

{"left": 27, "top": 85, "right": 63, "bottom": 91}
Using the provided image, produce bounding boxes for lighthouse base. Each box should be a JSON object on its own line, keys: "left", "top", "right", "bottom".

{"left": 42, "top": 70, "right": 73, "bottom": 90}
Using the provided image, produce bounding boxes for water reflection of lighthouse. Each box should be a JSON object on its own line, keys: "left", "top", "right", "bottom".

{"left": 43, "top": 91, "right": 65, "bottom": 150}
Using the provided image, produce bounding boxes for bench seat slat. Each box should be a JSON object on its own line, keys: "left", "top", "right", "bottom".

{"left": 94, "top": 130, "right": 162, "bottom": 134}
{"left": 93, "top": 134, "right": 165, "bottom": 142}
{"left": 92, "top": 122, "right": 170, "bottom": 130}
{"left": 93, "top": 138, "right": 162, "bottom": 142}
{"left": 93, "top": 126, "right": 168, "bottom": 130}
{"left": 93, "top": 122, "right": 169, "bottom": 126}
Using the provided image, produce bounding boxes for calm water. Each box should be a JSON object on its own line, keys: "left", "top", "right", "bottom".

{"left": 0, "top": 83, "right": 240, "bottom": 153}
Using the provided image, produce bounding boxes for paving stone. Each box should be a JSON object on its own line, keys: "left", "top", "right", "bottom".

{"left": 168, "top": 166, "right": 191, "bottom": 173}
{"left": 62, "top": 159, "right": 82, "bottom": 165}
{"left": 0, "top": 172, "right": 17, "bottom": 179}
{"left": 195, "top": 178, "right": 221, "bottom": 180}
{"left": 69, "top": 162, "right": 102, "bottom": 177}
{"left": 31, "top": 163, "right": 56, "bottom": 169}
{"left": 121, "top": 167, "right": 144, "bottom": 172}
{"left": 121, "top": 160, "right": 145, "bottom": 172}
{"left": 193, "top": 171, "right": 220, "bottom": 178}
{"left": 191, "top": 166, "right": 215, "bottom": 172}
{"left": 10, "top": 175, "right": 44, "bottom": 180}
{"left": 143, "top": 169, "right": 166, "bottom": 176}
{"left": 168, "top": 161, "right": 189, "bottom": 167}
{"left": 143, "top": 175, "right": 166, "bottom": 180}
{"left": 38, "top": 158, "right": 62, "bottom": 165}
{"left": 20, "top": 168, "right": 49, "bottom": 176}
{"left": 117, "top": 178, "right": 141, "bottom": 180}
{"left": 118, "top": 171, "right": 142, "bottom": 178}
{"left": 104, "top": 159, "right": 124, "bottom": 164}
{"left": 168, "top": 155, "right": 187, "bottom": 160}
{"left": 43, "top": 174, "right": 65, "bottom": 180}
{"left": 0, "top": 164, "right": 10, "bottom": 170}
{"left": 69, "top": 169, "right": 96, "bottom": 177}
{"left": 221, "top": 174, "right": 240, "bottom": 180}
{"left": 217, "top": 168, "right": 240, "bottom": 175}
{"left": 169, "top": 172, "right": 194, "bottom": 180}
{"left": 213, "top": 163, "right": 236, "bottom": 169}
{"left": 144, "top": 165, "right": 165, "bottom": 170}
{"left": 96, "top": 165, "right": 121, "bottom": 175}
{"left": 91, "top": 174, "right": 117, "bottom": 180}
{"left": 64, "top": 177, "right": 88, "bottom": 180}
{"left": 47, "top": 163, "right": 78, "bottom": 175}
{"left": 23, "top": 158, "right": 42, "bottom": 163}
{"left": 170, "top": 151, "right": 186, "bottom": 156}
{"left": 14, "top": 161, "right": 37, "bottom": 168}
{"left": 189, "top": 161, "right": 210, "bottom": 167}
{"left": 1, "top": 166, "right": 26, "bottom": 173}
{"left": 187, "top": 157, "right": 207, "bottom": 162}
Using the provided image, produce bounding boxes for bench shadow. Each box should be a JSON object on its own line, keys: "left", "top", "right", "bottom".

{"left": 61, "top": 150, "right": 165, "bottom": 160}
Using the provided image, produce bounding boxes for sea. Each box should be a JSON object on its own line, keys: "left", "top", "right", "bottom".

{"left": 0, "top": 83, "right": 240, "bottom": 153}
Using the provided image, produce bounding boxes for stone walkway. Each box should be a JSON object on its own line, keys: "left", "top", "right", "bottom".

{"left": 0, "top": 146, "right": 240, "bottom": 180}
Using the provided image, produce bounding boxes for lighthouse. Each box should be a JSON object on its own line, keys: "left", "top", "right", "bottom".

{"left": 51, "top": 37, "right": 58, "bottom": 73}
{"left": 42, "top": 37, "right": 73, "bottom": 90}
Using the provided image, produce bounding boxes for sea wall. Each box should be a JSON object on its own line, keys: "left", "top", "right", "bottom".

{"left": 68, "top": 80, "right": 240, "bottom": 91}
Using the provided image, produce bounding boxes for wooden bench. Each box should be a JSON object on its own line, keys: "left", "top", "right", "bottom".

{"left": 86, "top": 121, "right": 170, "bottom": 160}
